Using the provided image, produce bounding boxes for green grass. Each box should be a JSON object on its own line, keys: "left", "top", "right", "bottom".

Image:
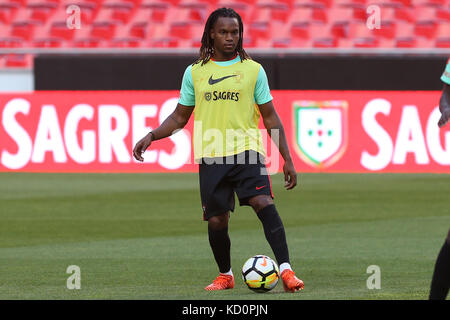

{"left": 0, "top": 172, "right": 449, "bottom": 299}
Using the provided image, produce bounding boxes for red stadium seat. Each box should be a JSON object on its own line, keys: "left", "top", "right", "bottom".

{"left": 290, "top": 21, "right": 309, "bottom": 38}
{"left": 334, "top": 0, "right": 366, "bottom": 4}
{"left": 395, "top": 22, "right": 414, "bottom": 38}
{"left": 73, "top": 36, "right": 103, "bottom": 48}
{"left": 436, "top": 7, "right": 450, "bottom": 21}
{"left": 0, "top": 3, "right": 20, "bottom": 24}
{"left": 179, "top": 1, "right": 209, "bottom": 22}
{"left": 435, "top": 37, "right": 450, "bottom": 47}
{"left": 271, "top": 37, "right": 291, "bottom": 48}
{"left": 122, "top": 0, "right": 142, "bottom": 5}
{"left": 414, "top": 6, "right": 437, "bottom": 22}
{"left": 330, "top": 20, "right": 350, "bottom": 39}
{"left": 255, "top": 37, "right": 272, "bottom": 48}
{"left": 102, "top": 1, "right": 135, "bottom": 24}
{"left": 349, "top": 22, "right": 379, "bottom": 47}
{"left": 170, "top": 21, "right": 195, "bottom": 39}
{"left": 139, "top": 2, "right": 168, "bottom": 23}
{"left": 311, "top": 0, "right": 333, "bottom": 8}
{"left": 82, "top": 0, "right": 105, "bottom": 5}
{"left": 138, "top": 4, "right": 167, "bottom": 23}
{"left": 434, "top": 22, "right": 450, "bottom": 47}
{"left": 313, "top": 37, "right": 337, "bottom": 47}
{"left": 147, "top": 23, "right": 170, "bottom": 40}
{"left": 11, "top": 21, "right": 37, "bottom": 41}
{"left": 129, "top": 21, "right": 148, "bottom": 38}
{"left": 290, "top": 4, "right": 328, "bottom": 24}
{"left": 254, "top": 2, "right": 290, "bottom": 23}
{"left": 109, "top": 37, "right": 142, "bottom": 47}
{"left": 4, "top": 54, "right": 32, "bottom": 68}
{"left": 310, "top": 23, "right": 333, "bottom": 38}
{"left": 414, "top": 20, "right": 438, "bottom": 38}
{"left": 33, "top": 37, "right": 64, "bottom": 47}
{"left": 250, "top": 6, "right": 272, "bottom": 24}
{"left": 1, "top": 0, "right": 450, "bottom": 52}
{"left": 392, "top": 0, "right": 412, "bottom": 6}
{"left": 395, "top": 36, "right": 417, "bottom": 48}
{"left": 216, "top": 1, "right": 251, "bottom": 21}
{"left": 9, "top": 0, "right": 28, "bottom": 7}
{"left": 373, "top": 20, "right": 396, "bottom": 39}
{"left": 414, "top": 37, "right": 433, "bottom": 48}
{"left": 90, "top": 21, "right": 117, "bottom": 40}
{"left": 0, "top": 37, "right": 24, "bottom": 48}
{"left": 327, "top": 6, "right": 354, "bottom": 23}
{"left": 50, "top": 21, "right": 76, "bottom": 40}
{"left": 151, "top": 37, "right": 179, "bottom": 48}
{"left": 395, "top": 6, "right": 415, "bottom": 23}
{"left": 426, "top": 0, "right": 447, "bottom": 5}
{"left": 242, "top": 35, "right": 256, "bottom": 48}
{"left": 248, "top": 21, "right": 271, "bottom": 40}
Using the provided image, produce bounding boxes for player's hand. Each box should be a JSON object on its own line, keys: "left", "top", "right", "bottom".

{"left": 133, "top": 132, "right": 153, "bottom": 162}
{"left": 438, "top": 107, "right": 450, "bottom": 128}
{"left": 283, "top": 160, "right": 297, "bottom": 190}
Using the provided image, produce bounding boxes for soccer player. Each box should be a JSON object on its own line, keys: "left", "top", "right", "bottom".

{"left": 133, "top": 8, "right": 304, "bottom": 292}
{"left": 429, "top": 58, "right": 450, "bottom": 300}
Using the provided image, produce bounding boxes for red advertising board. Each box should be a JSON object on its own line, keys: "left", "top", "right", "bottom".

{"left": 0, "top": 90, "right": 448, "bottom": 173}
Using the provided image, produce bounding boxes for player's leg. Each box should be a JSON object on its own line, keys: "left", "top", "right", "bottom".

{"left": 230, "top": 151, "right": 303, "bottom": 292}
{"left": 204, "top": 211, "right": 235, "bottom": 291}
{"left": 248, "top": 195, "right": 288, "bottom": 266}
{"left": 429, "top": 229, "right": 450, "bottom": 300}
{"left": 200, "top": 159, "right": 236, "bottom": 291}
{"left": 207, "top": 212, "right": 232, "bottom": 275}
{"left": 248, "top": 195, "right": 304, "bottom": 293}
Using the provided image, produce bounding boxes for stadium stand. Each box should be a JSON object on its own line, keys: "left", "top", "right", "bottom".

{"left": 0, "top": 0, "right": 449, "bottom": 67}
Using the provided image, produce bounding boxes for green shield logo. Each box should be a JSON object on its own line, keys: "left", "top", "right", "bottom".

{"left": 293, "top": 100, "right": 348, "bottom": 169}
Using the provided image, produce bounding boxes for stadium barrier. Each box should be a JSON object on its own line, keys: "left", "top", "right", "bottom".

{"left": 0, "top": 90, "right": 448, "bottom": 173}
{"left": 33, "top": 53, "right": 448, "bottom": 91}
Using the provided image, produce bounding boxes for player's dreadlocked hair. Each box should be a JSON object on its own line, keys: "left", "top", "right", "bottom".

{"left": 194, "top": 7, "right": 250, "bottom": 66}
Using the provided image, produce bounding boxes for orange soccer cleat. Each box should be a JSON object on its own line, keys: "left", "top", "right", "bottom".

{"left": 281, "top": 270, "right": 304, "bottom": 293}
{"left": 204, "top": 274, "right": 235, "bottom": 291}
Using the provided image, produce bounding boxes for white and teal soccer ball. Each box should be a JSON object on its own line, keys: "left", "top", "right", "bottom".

{"left": 242, "top": 255, "right": 279, "bottom": 292}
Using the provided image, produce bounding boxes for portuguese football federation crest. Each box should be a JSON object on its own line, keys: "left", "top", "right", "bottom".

{"left": 293, "top": 100, "right": 348, "bottom": 169}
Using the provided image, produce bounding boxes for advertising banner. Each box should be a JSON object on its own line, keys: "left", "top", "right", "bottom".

{"left": 0, "top": 90, "right": 448, "bottom": 173}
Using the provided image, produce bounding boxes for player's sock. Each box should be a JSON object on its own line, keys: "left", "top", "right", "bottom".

{"left": 279, "top": 262, "right": 292, "bottom": 274}
{"left": 256, "top": 204, "right": 290, "bottom": 266}
{"left": 221, "top": 268, "right": 233, "bottom": 276}
{"left": 208, "top": 226, "right": 231, "bottom": 274}
{"left": 429, "top": 239, "right": 450, "bottom": 300}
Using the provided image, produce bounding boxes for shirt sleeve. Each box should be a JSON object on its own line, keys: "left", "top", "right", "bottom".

{"left": 441, "top": 58, "right": 450, "bottom": 85}
{"left": 254, "top": 65, "right": 273, "bottom": 105}
{"left": 178, "top": 65, "right": 195, "bottom": 106}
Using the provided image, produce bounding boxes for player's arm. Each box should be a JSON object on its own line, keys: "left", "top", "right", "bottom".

{"left": 132, "top": 103, "right": 194, "bottom": 162}
{"left": 438, "top": 83, "right": 450, "bottom": 128}
{"left": 258, "top": 101, "right": 297, "bottom": 190}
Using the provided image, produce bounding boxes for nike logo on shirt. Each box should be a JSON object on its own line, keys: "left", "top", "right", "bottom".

{"left": 208, "top": 74, "right": 237, "bottom": 85}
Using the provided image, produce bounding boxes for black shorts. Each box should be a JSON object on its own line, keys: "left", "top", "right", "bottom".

{"left": 199, "top": 150, "right": 274, "bottom": 220}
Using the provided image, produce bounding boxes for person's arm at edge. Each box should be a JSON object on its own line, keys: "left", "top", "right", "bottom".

{"left": 438, "top": 83, "right": 450, "bottom": 128}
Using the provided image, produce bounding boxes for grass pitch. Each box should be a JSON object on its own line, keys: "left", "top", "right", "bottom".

{"left": 0, "top": 172, "right": 449, "bottom": 300}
